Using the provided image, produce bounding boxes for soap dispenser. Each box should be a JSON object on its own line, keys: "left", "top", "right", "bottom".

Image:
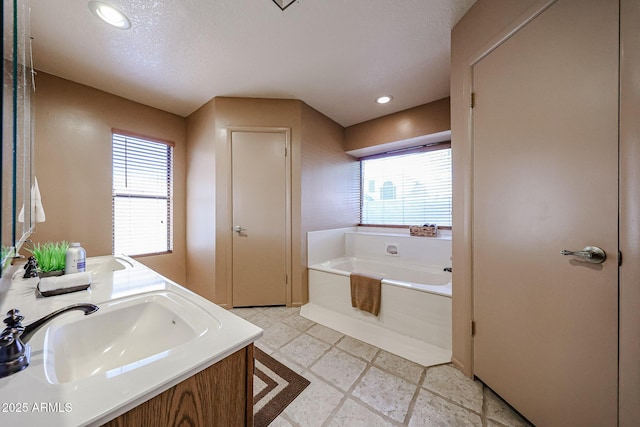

{"left": 65, "top": 242, "right": 86, "bottom": 274}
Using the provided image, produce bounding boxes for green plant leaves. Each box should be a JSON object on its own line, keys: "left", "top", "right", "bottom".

{"left": 27, "top": 241, "right": 70, "bottom": 272}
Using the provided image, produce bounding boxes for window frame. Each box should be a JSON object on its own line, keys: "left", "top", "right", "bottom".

{"left": 358, "top": 142, "right": 452, "bottom": 229}
{"left": 111, "top": 129, "right": 174, "bottom": 257}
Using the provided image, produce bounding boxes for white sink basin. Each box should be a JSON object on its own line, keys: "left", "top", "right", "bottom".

{"left": 43, "top": 291, "right": 220, "bottom": 384}
{"left": 85, "top": 255, "right": 134, "bottom": 274}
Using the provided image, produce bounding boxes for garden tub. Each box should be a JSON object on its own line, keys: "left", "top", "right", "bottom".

{"left": 300, "top": 256, "right": 452, "bottom": 366}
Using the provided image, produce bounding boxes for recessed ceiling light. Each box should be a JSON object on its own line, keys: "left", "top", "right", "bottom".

{"left": 88, "top": 1, "right": 131, "bottom": 29}
{"left": 376, "top": 95, "right": 393, "bottom": 104}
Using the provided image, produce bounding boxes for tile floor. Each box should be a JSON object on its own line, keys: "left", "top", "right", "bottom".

{"left": 230, "top": 306, "right": 533, "bottom": 427}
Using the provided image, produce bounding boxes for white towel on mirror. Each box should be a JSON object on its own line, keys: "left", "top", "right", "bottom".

{"left": 18, "top": 176, "right": 46, "bottom": 223}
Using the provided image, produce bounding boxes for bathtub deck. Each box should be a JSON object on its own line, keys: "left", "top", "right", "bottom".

{"left": 300, "top": 303, "right": 452, "bottom": 367}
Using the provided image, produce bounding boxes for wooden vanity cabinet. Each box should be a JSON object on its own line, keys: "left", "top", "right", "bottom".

{"left": 103, "top": 344, "right": 254, "bottom": 427}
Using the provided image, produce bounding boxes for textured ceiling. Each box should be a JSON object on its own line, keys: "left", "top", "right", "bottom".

{"left": 30, "top": 0, "right": 475, "bottom": 127}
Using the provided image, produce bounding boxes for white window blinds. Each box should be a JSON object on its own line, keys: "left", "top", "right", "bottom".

{"left": 112, "top": 132, "right": 173, "bottom": 256}
{"left": 360, "top": 146, "right": 452, "bottom": 226}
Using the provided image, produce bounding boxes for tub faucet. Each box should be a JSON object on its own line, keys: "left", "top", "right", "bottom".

{"left": 0, "top": 303, "right": 99, "bottom": 378}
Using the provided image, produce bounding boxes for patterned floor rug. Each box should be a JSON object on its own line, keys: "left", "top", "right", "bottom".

{"left": 253, "top": 347, "right": 310, "bottom": 426}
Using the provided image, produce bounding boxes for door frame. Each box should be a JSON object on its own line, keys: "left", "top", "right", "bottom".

{"left": 225, "top": 126, "right": 292, "bottom": 307}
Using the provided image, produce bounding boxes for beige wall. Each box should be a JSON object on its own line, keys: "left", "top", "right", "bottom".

{"left": 185, "top": 97, "right": 358, "bottom": 307}
{"left": 33, "top": 72, "right": 188, "bottom": 284}
{"left": 344, "top": 97, "right": 450, "bottom": 152}
{"left": 33, "top": 76, "right": 359, "bottom": 308}
{"left": 452, "top": 0, "right": 639, "bottom": 423}
{"left": 300, "top": 102, "right": 360, "bottom": 302}
{"left": 185, "top": 100, "right": 217, "bottom": 300}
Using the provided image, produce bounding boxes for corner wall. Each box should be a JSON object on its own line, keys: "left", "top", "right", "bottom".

{"left": 33, "top": 72, "right": 188, "bottom": 284}
{"left": 213, "top": 97, "right": 302, "bottom": 307}
{"left": 185, "top": 99, "right": 217, "bottom": 300}
{"left": 300, "top": 103, "right": 360, "bottom": 303}
{"left": 185, "top": 97, "right": 358, "bottom": 307}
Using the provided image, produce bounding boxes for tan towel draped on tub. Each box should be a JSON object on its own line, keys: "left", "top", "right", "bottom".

{"left": 350, "top": 273, "right": 382, "bottom": 316}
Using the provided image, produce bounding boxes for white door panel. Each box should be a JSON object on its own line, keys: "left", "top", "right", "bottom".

{"left": 232, "top": 131, "right": 288, "bottom": 307}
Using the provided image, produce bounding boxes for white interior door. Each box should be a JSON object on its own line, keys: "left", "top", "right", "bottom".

{"left": 231, "top": 131, "right": 289, "bottom": 307}
{"left": 472, "top": 0, "right": 619, "bottom": 426}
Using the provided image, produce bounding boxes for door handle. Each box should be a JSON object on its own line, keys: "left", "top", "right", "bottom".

{"left": 561, "top": 246, "right": 606, "bottom": 264}
{"left": 234, "top": 226, "right": 246, "bottom": 234}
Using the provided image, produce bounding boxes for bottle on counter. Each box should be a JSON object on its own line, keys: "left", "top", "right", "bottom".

{"left": 65, "top": 242, "right": 86, "bottom": 274}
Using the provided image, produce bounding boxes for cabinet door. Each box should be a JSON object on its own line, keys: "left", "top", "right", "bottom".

{"left": 104, "top": 345, "right": 254, "bottom": 426}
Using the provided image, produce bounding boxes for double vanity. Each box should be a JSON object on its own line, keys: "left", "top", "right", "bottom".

{"left": 0, "top": 256, "right": 262, "bottom": 426}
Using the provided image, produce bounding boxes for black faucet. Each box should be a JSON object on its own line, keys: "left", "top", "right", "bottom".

{"left": 0, "top": 304, "right": 99, "bottom": 378}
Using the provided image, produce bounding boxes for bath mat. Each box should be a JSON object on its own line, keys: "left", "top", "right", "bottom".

{"left": 253, "top": 347, "right": 310, "bottom": 426}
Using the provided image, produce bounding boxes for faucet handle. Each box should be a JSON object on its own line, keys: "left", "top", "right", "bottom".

{"left": 0, "top": 310, "right": 30, "bottom": 378}
{"left": 3, "top": 309, "right": 25, "bottom": 329}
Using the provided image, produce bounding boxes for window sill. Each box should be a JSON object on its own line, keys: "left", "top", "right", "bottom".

{"left": 130, "top": 250, "right": 173, "bottom": 259}
{"left": 354, "top": 226, "right": 452, "bottom": 240}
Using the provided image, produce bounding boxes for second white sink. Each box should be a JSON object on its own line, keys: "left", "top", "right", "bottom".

{"left": 85, "top": 255, "right": 134, "bottom": 274}
{"left": 43, "top": 291, "right": 220, "bottom": 384}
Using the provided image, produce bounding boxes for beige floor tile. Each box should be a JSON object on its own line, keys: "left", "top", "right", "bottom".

{"left": 327, "top": 398, "right": 396, "bottom": 427}
{"left": 263, "top": 306, "right": 299, "bottom": 320}
{"left": 280, "top": 334, "right": 331, "bottom": 367}
{"left": 423, "top": 364, "right": 483, "bottom": 413}
{"left": 352, "top": 366, "right": 418, "bottom": 422}
{"left": 283, "top": 373, "right": 345, "bottom": 427}
{"left": 258, "top": 322, "right": 302, "bottom": 350}
{"left": 373, "top": 350, "right": 425, "bottom": 384}
{"left": 247, "top": 311, "right": 278, "bottom": 329}
{"left": 306, "top": 323, "right": 345, "bottom": 345}
{"left": 336, "top": 335, "right": 379, "bottom": 362}
{"left": 229, "top": 307, "right": 261, "bottom": 319}
{"left": 311, "top": 347, "right": 367, "bottom": 392}
{"left": 282, "top": 312, "right": 316, "bottom": 331}
{"left": 409, "top": 388, "right": 482, "bottom": 427}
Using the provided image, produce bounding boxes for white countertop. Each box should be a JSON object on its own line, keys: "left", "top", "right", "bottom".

{"left": 0, "top": 256, "right": 262, "bottom": 426}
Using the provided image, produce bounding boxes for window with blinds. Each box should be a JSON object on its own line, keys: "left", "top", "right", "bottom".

{"left": 360, "top": 144, "right": 452, "bottom": 227}
{"left": 112, "top": 132, "right": 173, "bottom": 256}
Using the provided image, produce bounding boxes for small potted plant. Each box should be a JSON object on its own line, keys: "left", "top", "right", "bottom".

{"left": 27, "top": 241, "right": 69, "bottom": 277}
